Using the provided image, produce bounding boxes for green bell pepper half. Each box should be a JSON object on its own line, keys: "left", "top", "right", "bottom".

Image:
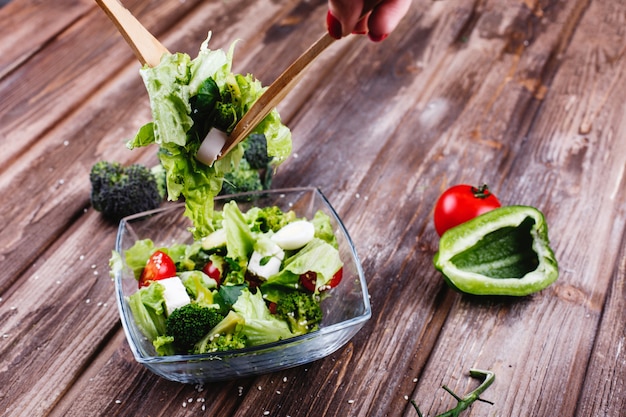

{"left": 434, "top": 205, "right": 558, "bottom": 296}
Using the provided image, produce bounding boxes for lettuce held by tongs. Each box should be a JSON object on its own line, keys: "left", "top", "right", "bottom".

{"left": 127, "top": 34, "right": 292, "bottom": 238}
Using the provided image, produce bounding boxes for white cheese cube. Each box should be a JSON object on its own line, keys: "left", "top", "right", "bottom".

{"left": 247, "top": 243, "right": 285, "bottom": 280}
{"left": 271, "top": 220, "right": 315, "bottom": 250}
{"left": 159, "top": 277, "right": 191, "bottom": 316}
{"left": 196, "top": 129, "right": 227, "bottom": 166}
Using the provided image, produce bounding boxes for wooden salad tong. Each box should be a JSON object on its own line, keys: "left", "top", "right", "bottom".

{"left": 95, "top": 0, "right": 379, "bottom": 161}
{"left": 95, "top": 0, "right": 168, "bottom": 68}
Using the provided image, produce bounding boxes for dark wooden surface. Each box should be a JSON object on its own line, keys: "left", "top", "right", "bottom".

{"left": 1, "top": 0, "right": 625, "bottom": 416}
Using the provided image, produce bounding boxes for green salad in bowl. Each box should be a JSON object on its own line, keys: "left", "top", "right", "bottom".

{"left": 111, "top": 188, "right": 371, "bottom": 383}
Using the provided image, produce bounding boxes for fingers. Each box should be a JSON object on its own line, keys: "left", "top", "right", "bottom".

{"left": 367, "top": 0, "right": 411, "bottom": 41}
{"left": 327, "top": 0, "right": 411, "bottom": 41}
{"left": 327, "top": 0, "right": 366, "bottom": 38}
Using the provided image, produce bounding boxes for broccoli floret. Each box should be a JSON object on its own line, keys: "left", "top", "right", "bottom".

{"left": 275, "top": 291, "right": 323, "bottom": 336}
{"left": 242, "top": 133, "right": 271, "bottom": 169}
{"left": 193, "top": 310, "right": 246, "bottom": 354}
{"left": 220, "top": 159, "right": 265, "bottom": 195}
{"left": 166, "top": 303, "right": 225, "bottom": 354}
{"left": 218, "top": 134, "right": 274, "bottom": 197}
{"left": 247, "top": 206, "right": 296, "bottom": 233}
{"left": 201, "top": 333, "right": 248, "bottom": 352}
{"left": 89, "top": 161, "right": 166, "bottom": 221}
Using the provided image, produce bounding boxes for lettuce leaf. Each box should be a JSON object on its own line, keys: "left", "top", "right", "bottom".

{"left": 232, "top": 288, "right": 294, "bottom": 345}
{"left": 127, "top": 34, "right": 292, "bottom": 238}
{"left": 127, "top": 282, "right": 167, "bottom": 342}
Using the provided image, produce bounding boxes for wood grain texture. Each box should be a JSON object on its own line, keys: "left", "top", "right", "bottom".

{"left": 1, "top": 0, "right": 625, "bottom": 415}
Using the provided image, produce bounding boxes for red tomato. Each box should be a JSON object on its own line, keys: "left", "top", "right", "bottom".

{"left": 202, "top": 261, "right": 221, "bottom": 285}
{"left": 433, "top": 184, "right": 501, "bottom": 236}
{"left": 299, "top": 268, "right": 343, "bottom": 292}
{"left": 328, "top": 267, "right": 343, "bottom": 288}
{"left": 268, "top": 302, "right": 278, "bottom": 314}
{"left": 138, "top": 250, "right": 177, "bottom": 288}
{"left": 299, "top": 271, "right": 317, "bottom": 292}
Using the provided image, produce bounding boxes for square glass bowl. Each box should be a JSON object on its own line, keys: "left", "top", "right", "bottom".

{"left": 114, "top": 187, "right": 371, "bottom": 383}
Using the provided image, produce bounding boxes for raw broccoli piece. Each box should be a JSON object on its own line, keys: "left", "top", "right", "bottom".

{"left": 242, "top": 133, "right": 271, "bottom": 169}
{"left": 275, "top": 291, "right": 323, "bottom": 336}
{"left": 220, "top": 159, "right": 265, "bottom": 195}
{"left": 193, "top": 310, "right": 247, "bottom": 354}
{"left": 219, "top": 134, "right": 274, "bottom": 196}
{"left": 89, "top": 161, "right": 166, "bottom": 221}
{"left": 166, "top": 303, "right": 225, "bottom": 353}
{"left": 247, "top": 205, "right": 296, "bottom": 233}
{"left": 201, "top": 333, "right": 248, "bottom": 352}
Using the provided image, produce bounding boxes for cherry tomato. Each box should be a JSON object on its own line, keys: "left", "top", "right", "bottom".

{"left": 268, "top": 302, "right": 278, "bottom": 315}
{"left": 138, "top": 250, "right": 177, "bottom": 288}
{"left": 328, "top": 267, "right": 343, "bottom": 288}
{"left": 202, "top": 261, "right": 221, "bottom": 285}
{"left": 433, "top": 184, "right": 501, "bottom": 236}
{"left": 299, "top": 271, "right": 317, "bottom": 292}
{"left": 299, "top": 268, "right": 343, "bottom": 292}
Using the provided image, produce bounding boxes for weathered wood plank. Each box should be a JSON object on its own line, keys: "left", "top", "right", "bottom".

{"left": 0, "top": 0, "right": 205, "bottom": 170}
{"left": 0, "top": 213, "right": 120, "bottom": 416}
{"left": 405, "top": 0, "right": 626, "bottom": 415}
{"left": 2, "top": 0, "right": 626, "bottom": 415}
{"left": 0, "top": 0, "right": 91, "bottom": 79}
{"left": 575, "top": 238, "right": 626, "bottom": 416}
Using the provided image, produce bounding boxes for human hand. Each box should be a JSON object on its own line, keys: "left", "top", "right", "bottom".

{"left": 326, "top": 0, "right": 411, "bottom": 42}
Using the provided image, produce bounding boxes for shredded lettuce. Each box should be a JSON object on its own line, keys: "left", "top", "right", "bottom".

{"left": 127, "top": 34, "right": 292, "bottom": 238}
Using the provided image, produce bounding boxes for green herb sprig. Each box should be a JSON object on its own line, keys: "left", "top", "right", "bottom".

{"left": 411, "top": 369, "right": 495, "bottom": 417}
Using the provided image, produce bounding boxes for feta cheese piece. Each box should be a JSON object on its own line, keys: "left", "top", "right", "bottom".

{"left": 271, "top": 220, "right": 315, "bottom": 250}
{"left": 247, "top": 243, "right": 285, "bottom": 280}
{"left": 159, "top": 277, "right": 191, "bottom": 315}
{"left": 196, "top": 129, "right": 227, "bottom": 166}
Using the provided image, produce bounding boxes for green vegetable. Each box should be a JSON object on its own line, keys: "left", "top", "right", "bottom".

{"left": 220, "top": 134, "right": 274, "bottom": 196}
{"left": 179, "top": 270, "right": 218, "bottom": 307}
{"left": 193, "top": 310, "right": 247, "bottom": 354}
{"left": 275, "top": 291, "right": 322, "bottom": 335}
{"left": 89, "top": 161, "right": 166, "bottom": 221}
{"left": 245, "top": 205, "right": 296, "bottom": 234}
{"left": 220, "top": 158, "right": 265, "bottom": 196}
{"left": 242, "top": 133, "right": 272, "bottom": 169}
{"left": 127, "top": 35, "right": 292, "bottom": 238}
{"left": 434, "top": 205, "right": 558, "bottom": 296}
{"left": 412, "top": 369, "right": 495, "bottom": 417}
{"left": 232, "top": 288, "right": 295, "bottom": 346}
{"left": 114, "top": 201, "right": 345, "bottom": 356}
{"left": 261, "top": 238, "right": 343, "bottom": 300}
{"left": 127, "top": 282, "right": 167, "bottom": 342}
{"left": 166, "top": 303, "right": 225, "bottom": 353}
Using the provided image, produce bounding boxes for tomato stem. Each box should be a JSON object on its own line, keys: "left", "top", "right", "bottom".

{"left": 470, "top": 184, "right": 492, "bottom": 199}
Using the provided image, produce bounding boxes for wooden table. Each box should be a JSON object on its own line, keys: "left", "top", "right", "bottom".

{"left": 2, "top": 0, "right": 625, "bottom": 415}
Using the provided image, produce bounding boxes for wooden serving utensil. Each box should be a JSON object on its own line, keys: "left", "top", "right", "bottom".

{"left": 95, "top": 0, "right": 169, "bottom": 67}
